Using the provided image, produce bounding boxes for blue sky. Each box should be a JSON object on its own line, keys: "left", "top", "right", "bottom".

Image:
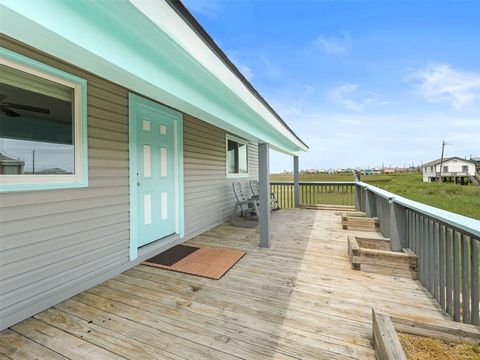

{"left": 183, "top": 0, "right": 480, "bottom": 172}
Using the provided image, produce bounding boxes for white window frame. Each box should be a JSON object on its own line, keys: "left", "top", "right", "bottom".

{"left": 0, "top": 48, "right": 88, "bottom": 192}
{"left": 225, "top": 134, "right": 249, "bottom": 178}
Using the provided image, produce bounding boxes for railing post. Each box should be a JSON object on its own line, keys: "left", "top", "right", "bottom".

{"left": 258, "top": 143, "right": 271, "bottom": 248}
{"left": 293, "top": 156, "right": 300, "bottom": 208}
{"left": 364, "top": 187, "right": 377, "bottom": 217}
{"left": 355, "top": 183, "right": 362, "bottom": 211}
{"left": 377, "top": 197, "right": 389, "bottom": 237}
{"left": 364, "top": 188, "right": 372, "bottom": 217}
{"left": 389, "top": 200, "right": 406, "bottom": 251}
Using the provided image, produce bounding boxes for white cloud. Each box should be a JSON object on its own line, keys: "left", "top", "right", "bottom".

{"left": 265, "top": 87, "right": 479, "bottom": 171}
{"left": 328, "top": 83, "right": 382, "bottom": 112}
{"left": 329, "top": 84, "right": 363, "bottom": 111}
{"left": 406, "top": 63, "right": 480, "bottom": 109}
{"left": 337, "top": 118, "right": 360, "bottom": 125}
{"left": 182, "top": 0, "right": 221, "bottom": 19}
{"left": 226, "top": 51, "right": 254, "bottom": 80}
{"left": 303, "top": 85, "right": 315, "bottom": 95}
{"left": 312, "top": 34, "right": 350, "bottom": 55}
{"left": 259, "top": 54, "right": 281, "bottom": 77}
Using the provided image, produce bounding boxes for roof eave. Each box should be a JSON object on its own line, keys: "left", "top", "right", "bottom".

{"left": 1, "top": 0, "right": 307, "bottom": 154}
{"left": 165, "top": 0, "right": 308, "bottom": 151}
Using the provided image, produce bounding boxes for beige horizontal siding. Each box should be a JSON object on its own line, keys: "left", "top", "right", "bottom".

{"left": 183, "top": 115, "right": 258, "bottom": 240}
{"left": 0, "top": 36, "right": 131, "bottom": 326}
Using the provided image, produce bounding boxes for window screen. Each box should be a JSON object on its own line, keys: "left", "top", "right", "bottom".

{"left": 0, "top": 64, "right": 74, "bottom": 175}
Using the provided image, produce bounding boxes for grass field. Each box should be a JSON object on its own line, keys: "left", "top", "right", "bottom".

{"left": 271, "top": 172, "right": 480, "bottom": 220}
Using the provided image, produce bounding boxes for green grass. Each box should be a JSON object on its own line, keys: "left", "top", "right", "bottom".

{"left": 271, "top": 172, "right": 480, "bottom": 220}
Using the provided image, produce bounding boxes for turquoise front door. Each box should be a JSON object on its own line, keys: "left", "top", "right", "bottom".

{"left": 134, "top": 98, "right": 177, "bottom": 247}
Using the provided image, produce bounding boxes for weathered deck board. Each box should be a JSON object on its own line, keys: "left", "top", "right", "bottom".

{"left": 0, "top": 329, "right": 68, "bottom": 360}
{"left": 0, "top": 209, "right": 448, "bottom": 359}
{"left": 11, "top": 318, "right": 124, "bottom": 360}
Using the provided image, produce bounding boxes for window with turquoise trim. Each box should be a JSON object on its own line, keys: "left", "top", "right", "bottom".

{"left": 226, "top": 134, "right": 249, "bottom": 178}
{"left": 0, "top": 48, "right": 88, "bottom": 192}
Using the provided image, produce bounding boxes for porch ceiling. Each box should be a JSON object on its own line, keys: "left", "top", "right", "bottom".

{"left": 0, "top": 0, "right": 307, "bottom": 155}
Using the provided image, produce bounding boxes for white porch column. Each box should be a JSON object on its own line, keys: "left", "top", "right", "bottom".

{"left": 258, "top": 143, "right": 271, "bottom": 248}
{"left": 293, "top": 156, "right": 300, "bottom": 208}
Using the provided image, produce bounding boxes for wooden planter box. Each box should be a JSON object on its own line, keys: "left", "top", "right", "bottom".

{"left": 372, "top": 309, "right": 480, "bottom": 360}
{"left": 339, "top": 211, "right": 366, "bottom": 223}
{"left": 342, "top": 214, "right": 380, "bottom": 231}
{"left": 348, "top": 236, "right": 417, "bottom": 279}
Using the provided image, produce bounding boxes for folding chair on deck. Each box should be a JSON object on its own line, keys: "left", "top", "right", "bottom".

{"left": 231, "top": 182, "right": 259, "bottom": 228}
{"left": 249, "top": 179, "right": 281, "bottom": 211}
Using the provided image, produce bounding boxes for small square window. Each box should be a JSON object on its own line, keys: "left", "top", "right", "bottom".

{"left": 0, "top": 48, "right": 87, "bottom": 192}
{"left": 226, "top": 135, "right": 248, "bottom": 177}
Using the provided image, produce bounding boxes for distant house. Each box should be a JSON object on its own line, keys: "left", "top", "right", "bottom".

{"left": 422, "top": 157, "right": 477, "bottom": 183}
{"left": 0, "top": 152, "right": 25, "bottom": 175}
{"left": 362, "top": 168, "right": 375, "bottom": 176}
{"left": 383, "top": 167, "right": 408, "bottom": 174}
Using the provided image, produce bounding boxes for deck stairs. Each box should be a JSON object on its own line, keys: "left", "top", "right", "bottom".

{"left": 470, "top": 171, "right": 480, "bottom": 185}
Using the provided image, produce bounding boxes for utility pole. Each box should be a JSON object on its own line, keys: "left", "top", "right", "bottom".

{"left": 438, "top": 141, "right": 448, "bottom": 183}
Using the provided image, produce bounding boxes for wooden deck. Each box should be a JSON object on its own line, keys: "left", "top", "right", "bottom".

{"left": 0, "top": 209, "right": 449, "bottom": 360}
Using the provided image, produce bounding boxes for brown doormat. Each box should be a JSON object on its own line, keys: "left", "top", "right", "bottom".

{"left": 142, "top": 243, "right": 246, "bottom": 280}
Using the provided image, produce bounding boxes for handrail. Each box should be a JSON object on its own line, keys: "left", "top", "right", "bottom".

{"left": 357, "top": 181, "right": 480, "bottom": 238}
{"left": 269, "top": 180, "right": 479, "bottom": 237}
{"left": 270, "top": 181, "right": 356, "bottom": 185}
{"left": 357, "top": 181, "right": 479, "bottom": 325}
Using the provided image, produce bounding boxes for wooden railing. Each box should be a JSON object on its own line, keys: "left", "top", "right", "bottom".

{"left": 356, "top": 181, "right": 480, "bottom": 325}
{"left": 270, "top": 180, "right": 480, "bottom": 324}
{"left": 270, "top": 181, "right": 356, "bottom": 208}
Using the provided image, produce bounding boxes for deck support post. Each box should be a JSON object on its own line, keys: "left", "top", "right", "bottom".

{"left": 293, "top": 156, "right": 300, "bottom": 208}
{"left": 258, "top": 143, "right": 271, "bottom": 248}
{"left": 389, "top": 200, "right": 406, "bottom": 251}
